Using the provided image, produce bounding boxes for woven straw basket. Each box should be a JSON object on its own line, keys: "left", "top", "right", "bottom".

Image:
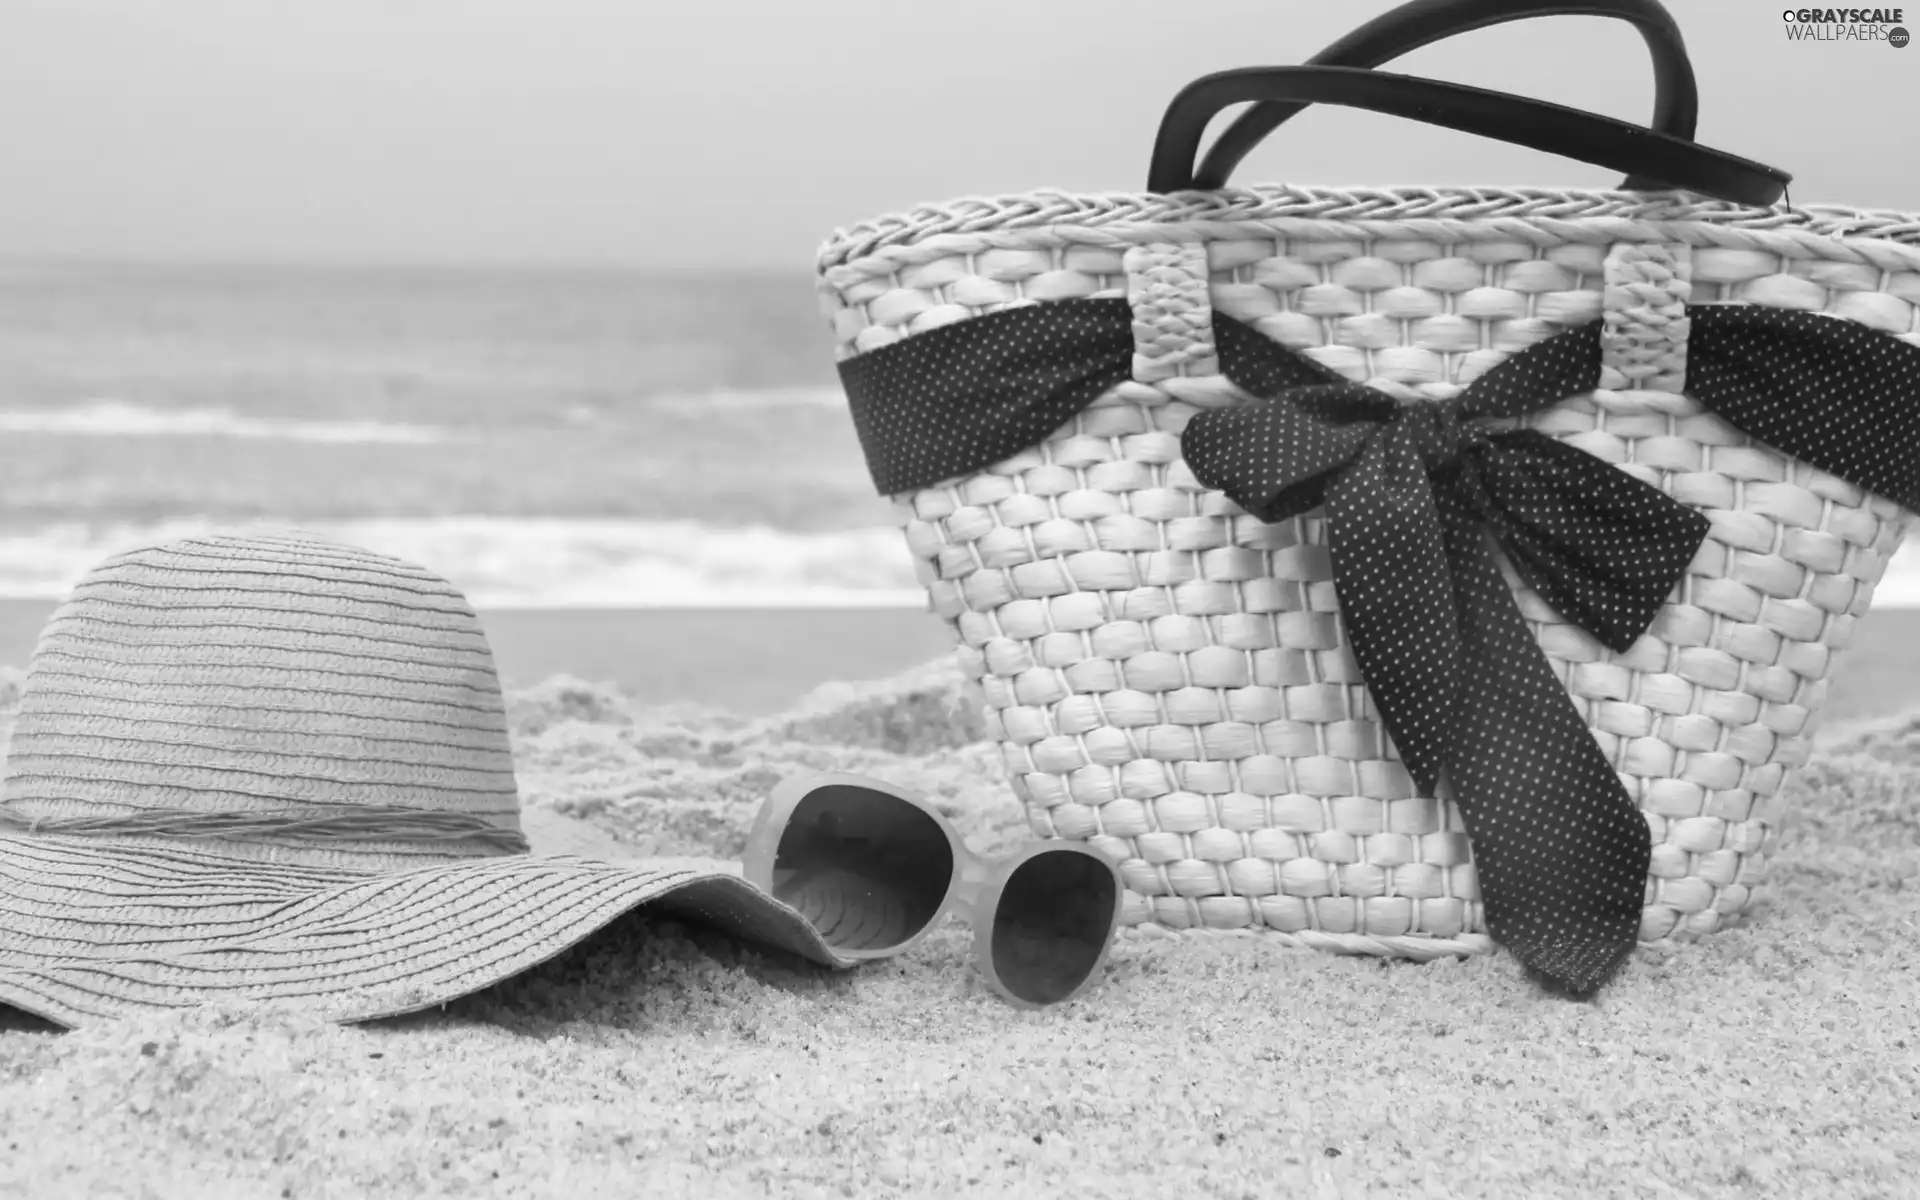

{"left": 813, "top": 0, "right": 1920, "bottom": 965}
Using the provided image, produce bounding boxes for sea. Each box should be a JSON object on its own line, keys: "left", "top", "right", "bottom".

{"left": 0, "top": 258, "right": 1914, "bottom": 611}
{"left": 0, "top": 259, "right": 920, "bottom": 608}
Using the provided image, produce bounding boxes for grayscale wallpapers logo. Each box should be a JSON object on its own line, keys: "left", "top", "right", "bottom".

{"left": 1781, "top": 7, "right": 1910, "bottom": 43}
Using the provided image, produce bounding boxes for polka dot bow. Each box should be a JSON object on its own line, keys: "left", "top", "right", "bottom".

{"left": 837, "top": 299, "right": 1920, "bottom": 998}
{"left": 1181, "top": 319, "right": 1706, "bottom": 998}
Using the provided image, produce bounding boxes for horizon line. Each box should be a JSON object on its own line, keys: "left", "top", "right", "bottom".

{"left": 0, "top": 252, "right": 816, "bottom": 277}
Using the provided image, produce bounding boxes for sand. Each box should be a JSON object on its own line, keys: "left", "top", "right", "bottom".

{"left": 2, "top": 660, "right": 1917, "bottom": 1199}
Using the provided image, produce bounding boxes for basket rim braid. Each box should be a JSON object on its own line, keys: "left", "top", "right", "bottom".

{"left": 817, "top": 187, "right": 1920, "bottom": 270}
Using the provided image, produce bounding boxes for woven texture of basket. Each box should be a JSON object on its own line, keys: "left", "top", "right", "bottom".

{"left": 816, "top": 187, "right": 1920, "bottom": 962}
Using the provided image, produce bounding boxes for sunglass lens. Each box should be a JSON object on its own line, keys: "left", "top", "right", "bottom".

{"left": 771, "top": 783, "right": 953, "bottom": 955}
{"left": 990, "top": 848, "right": 1120, "bottom": 1005}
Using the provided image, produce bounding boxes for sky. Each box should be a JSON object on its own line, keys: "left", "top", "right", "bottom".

{"left": 1, "top": 0, "right": 1914, "bottom": 270}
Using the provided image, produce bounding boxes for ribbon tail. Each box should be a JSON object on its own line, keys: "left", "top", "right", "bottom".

{"left": 1323, "top": 428, "right": 1462, "bottom": 792}
{"left": 1434, "top": 481, "right": 1650, "bottom": 997}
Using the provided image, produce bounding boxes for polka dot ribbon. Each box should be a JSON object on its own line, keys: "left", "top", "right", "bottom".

{"left": 1183, "top": 318, "right": 1707, "bottom": 998}
{"left": 837, "top": 298, "right": 1920, "bottom": 997}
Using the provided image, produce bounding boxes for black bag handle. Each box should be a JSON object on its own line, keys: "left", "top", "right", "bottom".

{"left": 1193, "top": 0, "right": 1702, "bottom": 191}
{"left": 1146, "top": 66, "right": 1790, "bottom": 205}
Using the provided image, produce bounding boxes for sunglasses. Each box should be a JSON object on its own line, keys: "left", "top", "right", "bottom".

{"left": 743, "top": 773, "right": 1125, "bottom": 1008}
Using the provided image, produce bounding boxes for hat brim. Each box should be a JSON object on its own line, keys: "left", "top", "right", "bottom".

{"left": 0, "top": 831, "right": 861, "bottom": 1029}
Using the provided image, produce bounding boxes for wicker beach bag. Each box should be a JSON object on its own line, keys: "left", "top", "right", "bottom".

{"left": 814, "top": 0, "right": 1920, "bottom": 995}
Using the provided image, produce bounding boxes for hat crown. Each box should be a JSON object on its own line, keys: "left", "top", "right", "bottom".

{"left": 0, "top": 532, "right": 524, "bottom": 866}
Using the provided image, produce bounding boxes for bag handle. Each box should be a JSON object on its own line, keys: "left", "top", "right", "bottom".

{"left": 1192, "top": 0, "right": 1702, "bottom": 191}
{"left": 1145, "top": 66, "right": 1790, "bottom": 205}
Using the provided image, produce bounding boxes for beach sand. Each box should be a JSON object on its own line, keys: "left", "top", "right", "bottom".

{"left": 2, "top": 641, "right": 1917, "bottom": 1198}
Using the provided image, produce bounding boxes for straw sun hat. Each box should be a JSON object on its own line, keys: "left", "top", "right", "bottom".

{"left": 0, "top": 531, "right": 865, "bottom": 1028}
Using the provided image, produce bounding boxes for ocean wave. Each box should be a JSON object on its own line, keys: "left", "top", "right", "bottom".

{"left": 0, "top": 514, "right": 1912, "bottom": 610}
{"left": 645, "top": 386, "right": 846, "bottom": 414}
{"left": 0, "top": 516, "right": 925, "bottom": 609}
{"left": 1868, "top": 548, "right": 1920, "bottom": 608}
{"left": 0, "top": 401, "right": 452, "bottom": 444}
